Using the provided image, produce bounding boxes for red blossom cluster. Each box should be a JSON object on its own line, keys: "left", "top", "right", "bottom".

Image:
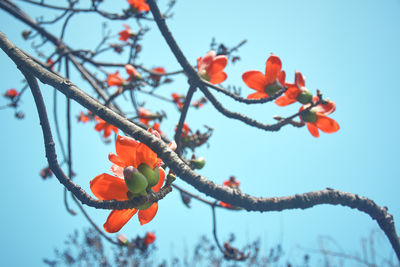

{"left": 242, "top": 54, "right": 339, "bottom": 137}
{"left": 90, "top": 133, "right": 168, "bottom": 233}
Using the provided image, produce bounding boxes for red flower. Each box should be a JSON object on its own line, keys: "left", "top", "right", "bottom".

{"left": 197, "top": 50, "right": 228, "bottom": 84}
{"left": 47, "top": 59, "right": 55, "bottom": 70}
{"left": 107, "top": 71, "right": 126, "bottom": 87}
{"left": 223, "top": 176, "right": 240, "bottom": 188}
{"left": 119, "top": 24, "right": 134, "bottom": 41}
{"left": 143, "top": 232, "right": 156, "bottom": 245}
{"left": 243, "top": 54, "right": 286, "bottom": 99}
{"left": 3, "top": 89, "right": 19, "bottom": 100}
{"left": 150, "top": 67, "right": 166, "bottom": 82}
{"left": 127, "top": 0, "right": 150, "bottom": 12}
{"left": 90, "top": 135, "right": 165, "bottom": 233}
{"left": 125, "top": 64, "right": 141, "bottom": 81}
{"left": 275, "top": 71, "right": 312, "bottom": 106}
{"left": 300, "top": 96, "right": 339, "bottom": 138}
{"left": 152, "top": 122, "right": 164, "bottom": 137}
{"left": 172, "top": 93, "right": 184, "bottom": 109}
{"left": 138, "top": 107, "right": 156, "bottom": 125}
{"left": 94, "top": 117, "right": 119, "bottom": 138}
{"left": 220, "top": 176, "right": 240, "bottom": 208}
{"left": 77, "top": 111, "right": 92, "bottom": 123}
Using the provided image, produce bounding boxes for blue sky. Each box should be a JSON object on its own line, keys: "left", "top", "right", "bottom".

{"left": 0, "top": 0, "right": 399, "bottom": 265}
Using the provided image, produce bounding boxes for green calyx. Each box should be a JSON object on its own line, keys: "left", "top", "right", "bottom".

{"left": 138, "top": 164, "right": 159, "bottom": 187}
{"left": 123, "top": 166, "right": 148, "bottom": 194}
{"left": 296, "top": 89, "right": 313, "bottom": 104}
{"left": 135, "top": 201, "right": 153, "bottom": 210}
{"left": 190, "top": 157, "right": 206, "bottom": 170}
{"left": 300, "top": 109, "right": 318, "bottom": 123}
{"left": 265, "top": 80, "right": 283, "bottom": 96}
{"left": 198, "top": 69, "right": 210, "bottom": 81}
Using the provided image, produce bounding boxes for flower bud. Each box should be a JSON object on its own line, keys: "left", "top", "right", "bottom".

{"left": 296, "top": 89, "right": 313, "bottom": 104}
{"left": 138, "top": 164, "right": 159, "bottom": 187}
{"left": 300, "top": 109, "right": 318, "bottom": 123}
{"left": 190, "top": 157, "right": 206, "bottom": 170}
{"left": 123, "top": 166, "right": 148, "bottom": 194}
{"left": 166, "top": 173, "right": 176, "bottom": 185}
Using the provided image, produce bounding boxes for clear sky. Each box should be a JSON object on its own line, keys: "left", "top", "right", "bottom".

{"left": 0, "top": 0, "right": 399, "bottom": 266}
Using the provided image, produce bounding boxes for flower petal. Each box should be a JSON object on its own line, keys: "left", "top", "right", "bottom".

{"left": 265, "top": 54, "right": 282, "bottom": 84}
{"left": 104, "top": 209, "right": 137, "bottom": 233}
{"left": 104, "top": 127, "right": 111, "bottom": 138}
{"left": 138, "top": 203, "right": 158, "bottom": 225}
{"left": 278, "top": 70, "right": 286, "bottom": 86}
{"left": 152, "top": 168, "right": 165, "bottom": 192}
{"left": 208, "top": 56, "right": 228, "bottom": 75}
{"left": 209, "top": 72, "right": 227, "bottom": 84}
{"left": 275, "top": 95, "right": 297, "bottom": 107}
{"left": 242, "top": 71, "right": 266, "bottom": 92}
{"left": 295, "top": 71, "right": 305, "bottom": 87}
{"left": 315, "top": 114, "right": 340, "bottom": 133}
{"left": 90, "top": 173, "right": 128, "bottom": 201}
{"left": 285, "top": 84, "right": 301, "bottom": 99}
{"left": 197, "top": 50, "right": 216, "bottom": 71}
{"left": 110, "top": 164, "right": 124, "bottom": 178}
{"left": 116, "top": 135, "right": 139, "bottom": 167}
{"left": 307, "top": 123, "right": 320, "bottom": 138}
{"left": 136, "top": 143, "right": 158, "bottom": 168}
{"left": 247, "top": 91, "right": 269, "bottom": 99}
{"left": 108, "top": 152, "right": 127, "bottom": 167}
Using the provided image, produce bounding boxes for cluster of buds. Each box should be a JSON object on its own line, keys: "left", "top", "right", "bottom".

{"left": 178, "top": 124, "right": 213, "bottom": 152}
{"left": 123, "top": 164, "right": 160, "bottom": 207}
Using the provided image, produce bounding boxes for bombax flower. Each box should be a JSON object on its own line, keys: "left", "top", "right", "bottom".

{"left": 243, "top": 54, "right": 286, "bottom": 99}
{"left": 127, "top": 0, "right": 150, "bottom": 12}
{"left": 90, "top": 134, "right": 166, "bottom": 233}
{"left": 197, "top": 50, "right": 228, "bottom": 84}
{"left": 138, "top": 107, "right": 157, "bottom": 125}
{"left": 119, "top": 24, "right": 134, "bottom": 41}
{"left": 125, "top": 64, "right": 142, "bottom": 81}
{"left": 107, "top": 71, "right": 126, "bottom": 87}
{"left": 300, "top": 96, "right": 339, "bottom": 138}
{"left": 143, "top": 232, "right": 156, "bottom": 245}
{"left": 94, "top": 116, "right": 119, "bottom": 138}
{"left": 150, "top": 67, "right": 166, "bottom": 82}
{"left": 275, "top": 71, "right": 313, "bottom": 106}
{"left": 3, "top": 88, "right": 19, "bottom": 100}
{"left": 220, "top": 177, "right": 241, "bottom": 208}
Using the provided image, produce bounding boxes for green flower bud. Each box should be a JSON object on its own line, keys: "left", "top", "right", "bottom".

{"left": 166, "top": 173, "right": 176, "bottom": 185}
{"left": 138, "top": 164, "right": 159, "bottom": 187}
{"left": 264, "top": 80, "right": 283, "bottom": 96}
{"left": 300, "top": 109, "right": 318, "bottom": 123}
{"left": 190, "top": 157, "right": 206, "bottom": 170}
{"left": 296, "top": 89, "right": 313, "bottom": 104}
{"left": 123, "top": 166, "right": 148, "bottom": 194}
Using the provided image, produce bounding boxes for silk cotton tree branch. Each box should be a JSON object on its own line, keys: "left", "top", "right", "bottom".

{"left": 1, "top": 30, "right": 400, "bottom": 261}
